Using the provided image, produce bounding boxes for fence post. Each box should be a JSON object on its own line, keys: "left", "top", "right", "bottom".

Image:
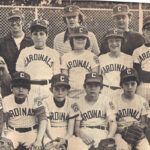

{"left": 35, "top": 7, "right": 38, "bottom": 19}
{"left": 139, "top": 3, "right": 143, "bottom": 34}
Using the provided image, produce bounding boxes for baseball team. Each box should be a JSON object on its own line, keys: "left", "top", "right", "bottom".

{"left": 0, "top": 3, "right": 149, "bottom": 150}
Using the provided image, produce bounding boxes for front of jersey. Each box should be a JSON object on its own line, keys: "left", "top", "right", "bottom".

{"left": 112, "top": 93, "right": 149, "bottom": 130}
{"left": 2, "top": 93, "right": 44, "bottom": 128}
{"left": 99, "top": 52, "right": 133, "bottom": 87}
{"left": 61, "top": 50, "right": 99, "bottom": 89}
{"left": 16, "top": 46, "right": 60, "bottom": 80}
{"left": 77, "top": 94, "right": 116, "bottom": 127}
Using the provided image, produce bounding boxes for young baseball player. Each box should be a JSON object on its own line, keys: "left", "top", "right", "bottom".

{"left": 74, "top": 72, "right": 117, "bottom": 150}
{"left": 100, "top": 4, "right": 144, "bottom": 56}
{"left": 42, "top": 73, "right": 80, "bottom": 149}
{"left": 1, "top": 71, "right": 47, "bottom": 150}
{"left": 99, "top": 28, "right": 133, "bottom": 96}
{"left": 54, "top": 5, "right": 100, "bottom": 56}
{"left": 16, "top": 18, "right": 60, "bottom": 97}
{"left": 113, "top": 68, "right": 150, "bottom": 150}
{"left": 61, "top": 26, "right": 99, "bottom": 99}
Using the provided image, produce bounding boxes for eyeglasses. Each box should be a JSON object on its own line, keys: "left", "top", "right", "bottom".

{"left": 32, "top": 31, "right": 46, "bottom": 36}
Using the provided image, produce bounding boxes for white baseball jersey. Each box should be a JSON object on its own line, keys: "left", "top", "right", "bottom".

{"left": 77, "top": 94, "right": 116, "bottom": 127}
{"left": 133, "top": 45, "right": 150, "bottom": 71}
{"left": 99, "top": 52, "right": 133, "bottom": 87}
{"left": 112, "top": 93, "right": 149, "bottom": 130}
{"left": 16, "top": 46, "right": 60, "bottom": 80}
{"left": 54, "top": 31, "right": 100, "bottom": 56}
{"left": 61, "top": 51, "right": 99, "bottom": 89}
{"left": 43, "top": 94, "right": 80, "bottom": 128}
{"left": 2, "top": 93, "right": 44, "bottom": 128}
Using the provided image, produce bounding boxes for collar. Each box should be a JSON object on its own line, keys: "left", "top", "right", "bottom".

{"left": 145, "top": 43, "right": 150, "bottom": 47}
{"left": 64, "top": 28, "right": 69, "bottom": 43}
{"left": 54, "top": 97, "right": 65, "bottom": 107}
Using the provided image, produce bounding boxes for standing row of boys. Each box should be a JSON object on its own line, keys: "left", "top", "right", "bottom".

{"left": 0, "top": 3, "right": 149, "bottom": 150}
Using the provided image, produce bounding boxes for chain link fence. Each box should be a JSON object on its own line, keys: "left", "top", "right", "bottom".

{"left": 0, "top": 5, "right": 149, "bottom": 48}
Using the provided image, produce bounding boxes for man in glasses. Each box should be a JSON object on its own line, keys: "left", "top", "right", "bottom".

{"left": 16, "top": 18, "right": 60, "bottom": 97}
{"left": 0, "top": 9, "right": 33, "bottom": 76}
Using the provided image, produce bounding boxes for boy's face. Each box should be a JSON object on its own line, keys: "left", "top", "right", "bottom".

{"left": 113, "top": 14, "right": 130, "bottom": 31}
{"left": 107, "top": 37, "right": 122, "bottom": 53}
{"left": 52, "top": 85, "right": 68, "bottom": 102}
{"left": 85, "top": 82, "right": 101, "bottom": 97}
{"left": 143, "top": 28, "right": 150, "bottom": 43}
{"left": 31, "top": 28, "right": 47, "bottom": 49}
{"left": 12, "top": 86, "right": 29, "bottom": 99}
{"left": 8, "top": 17, "right": 23, "bottom": 33}
{"left": 122, "top": 80, "right": 137, "bottom": 98}
{"left": 73, "top": 36, "right": 87, "bottom": 50}
{"left": 66, "top": 15, "right": 79, "bottom": 28}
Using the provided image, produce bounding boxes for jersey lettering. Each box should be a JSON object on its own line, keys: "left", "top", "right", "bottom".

{"left": 25, "top": 54, "right": 53, "bottom": 68}
{"left": 9, "top": 108, "right": 34, "bottom": 118}
{"left": 116, "top": 109, "right": 141, "bottom": 121}
{"left": 137, "top": 51, "right": 150, "bottom": 63}
{"left": 81, "top": 110, "right": 106, "bottom": 121}
{"left": 67, "top": 60, "right": 92, "bottom": 72}
{"left": 101, "top": 64, "right": 127, "bottom": 75}
{"left": 49, "top": 112, "right": 68, "bottom": 121}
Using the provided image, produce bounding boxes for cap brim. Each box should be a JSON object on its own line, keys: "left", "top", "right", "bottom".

{"left": 112, "top": 12, "right": 132, "bottom": 17}
{"left": 105, "top": 35, "right": 124, "bottom": 40}
{"left": 122, "top": 75, "right": 138, "bottom": 82}
{"left": 69, "top": 34, "right": 88, "bottom": 38}
{"left": 53, "top": 82, "right": 71, "bottom": 89}
{"left": 30, "top": 25, "right": 47, "bottom": 30}
{"left": 85, "top": 79, "right": 101, "bottom": 83}
{"left": 7, "top": 15, "right": 22, "bottom": 20}
{"left": 143, "top": 22, "right": 150, "bottom": 29}
{"left": 63, "top": 12, "right": 79, "bottom": 17}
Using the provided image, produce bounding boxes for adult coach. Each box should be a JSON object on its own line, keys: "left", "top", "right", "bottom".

{"left": 100, "top": 4, "right": 144, "bottom": 56}
{"left": 0, "top": 9, "right": 33, "bottom": 75}
{"left": 54, "top": 5, "right": 100, "bottom": 56}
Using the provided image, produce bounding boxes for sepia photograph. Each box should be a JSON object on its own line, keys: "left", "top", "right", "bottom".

{"left": 0, "top": 0, "right": 150, "bottom": 150}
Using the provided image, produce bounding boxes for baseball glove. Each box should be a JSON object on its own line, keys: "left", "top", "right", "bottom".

{"left": 44, "top": 137, "right": 68, "bottom": 150}
{"left": 0, "top": 137, "right": 14, "bottom": 150}
{"left": 121, "top": 125, "right": 145, "bottom": 146}
{"left": 98, "top": 138, "right": 116, "bottom": 150}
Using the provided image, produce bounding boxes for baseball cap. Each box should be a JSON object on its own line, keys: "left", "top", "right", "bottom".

{"left": 51, "top": 74, "right": 70, "bottom": 89}
{"left": 120, "top": 68, "right": 139, "bottom": 85}
{"left": 112, "top": 4, "right": 132, "bottom": 17}
{"left": 7, "top": 9, "right": 24, "bottom": 20}
{"left": 105, "top": 28, "right": 124, "bottom": 40}
{"left": 30, "top": 19, "right": 48, "bottom": 31}
{"left": 63, "top": 5, "right": 83, "bottom": 17}
{"left": 84, "top": 72, "right": 103, "bottom": 84}
{"left": 69, "top": 26, "right": 88, "bottom": 38}
{"left": 12, "top": 71, "right": 31, "bottom": 90}
{"left": 143, "top": 16, "right": 150, "bottom": 29}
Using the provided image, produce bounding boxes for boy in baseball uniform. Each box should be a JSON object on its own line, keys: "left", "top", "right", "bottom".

{"left": 61, "top": 26, "right": 99, "bottom": 99}
{"left": 42, "top": 74, "right": 80, "bottom": 149}
{"left": 74, "top": 72, "right": 117, "bottom": 150}
{"left": 1, "top": 71, "right": 47, "bottom": 150}
{"left": 99, "top": 28, "right": 133, "bottom": 97}
{"left": 113, "top": 68, "right": 149, "bottom": 150}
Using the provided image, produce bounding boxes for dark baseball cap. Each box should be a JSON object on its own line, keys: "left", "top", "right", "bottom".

{"left": 143, "top": 16, "right": 150, "bottom": 29}
{"left": 30, "top": 19, "right": 48, "bottom": 30}
{"left": 7, "top": 9, "right": 24, "bottom": 20}
{"left": 112, "top": 4, "right": 132, "bottom": 17}
{"left": 51, "top": 74, "right": 70, "bottom": 89}
{"left": 69, "top": 26, "right": 88, "bottom": 38}
{"left": 84, "top": 72, "right": 103, "bottom": 84}
{"left": 120, "top": 68, "right": 139, "bottom": 85}
{"left": 105, "top": 28, "right": 124, "bottom": 40}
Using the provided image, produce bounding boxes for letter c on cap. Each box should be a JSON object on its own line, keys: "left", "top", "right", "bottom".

{"left": 60, "top": 76, "right": 65, "bottom": 81}
{"left": 127, "top": 69, "right": 132, "bottom": 75}
{"left": 118, "top": 6, "right": 122, "bottom": 12}
{"left": 69, "top": 7, "right": 73, "bottom": 12}
{"left": 79, "top": 28, "right": 83, "bottom": 33}
{"left": 20, "top": 72, "right": 25, "bottom": 78}
{"left": 92, "top": 73, "right": 96, "bottom": 78}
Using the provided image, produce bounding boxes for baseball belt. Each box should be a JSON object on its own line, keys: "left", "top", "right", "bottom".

{"left": 103, "top": 84, "right": 121, "bottom": 90}
{"left": 8, "top": 124, "right": 38, "bottom": 133}
{"left": 81, "top": 125, "right": 108, "bottom": 130}
{"left": 30, "top": 80, "right": 51, "bottom": 85}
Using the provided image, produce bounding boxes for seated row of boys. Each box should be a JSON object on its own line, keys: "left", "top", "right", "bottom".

{"left": 1, "top": 69, "right": 149, "bottom": 150}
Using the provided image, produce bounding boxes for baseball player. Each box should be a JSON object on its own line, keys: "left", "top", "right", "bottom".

{"left": 42, "top": 73, "right": 80, "bottom": 150}
{"left": 100, "top": 4, "right": 144, "bottom": 56}
{"left": 1, "top": 71, "right": 47, "bottom": 150}
{"left": 0, "top": 8, "right": 33, "bottom": 76}
{"left": 16, "top": 19, "right": 60, "bottom": 97}
{"left": 61, "top": 26, "right": 99, "bottom": 99}
{"left": 73, "top": 72, "right": 117, "bottom": 150}
{"left": 113, "top": 68, "right": 150, "bottom": 150}
{"left": 99, "top": 28, "right": 133, "bottom": 96}
{"left": 54, "top": 5, "right": 100, "bottom": 56}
